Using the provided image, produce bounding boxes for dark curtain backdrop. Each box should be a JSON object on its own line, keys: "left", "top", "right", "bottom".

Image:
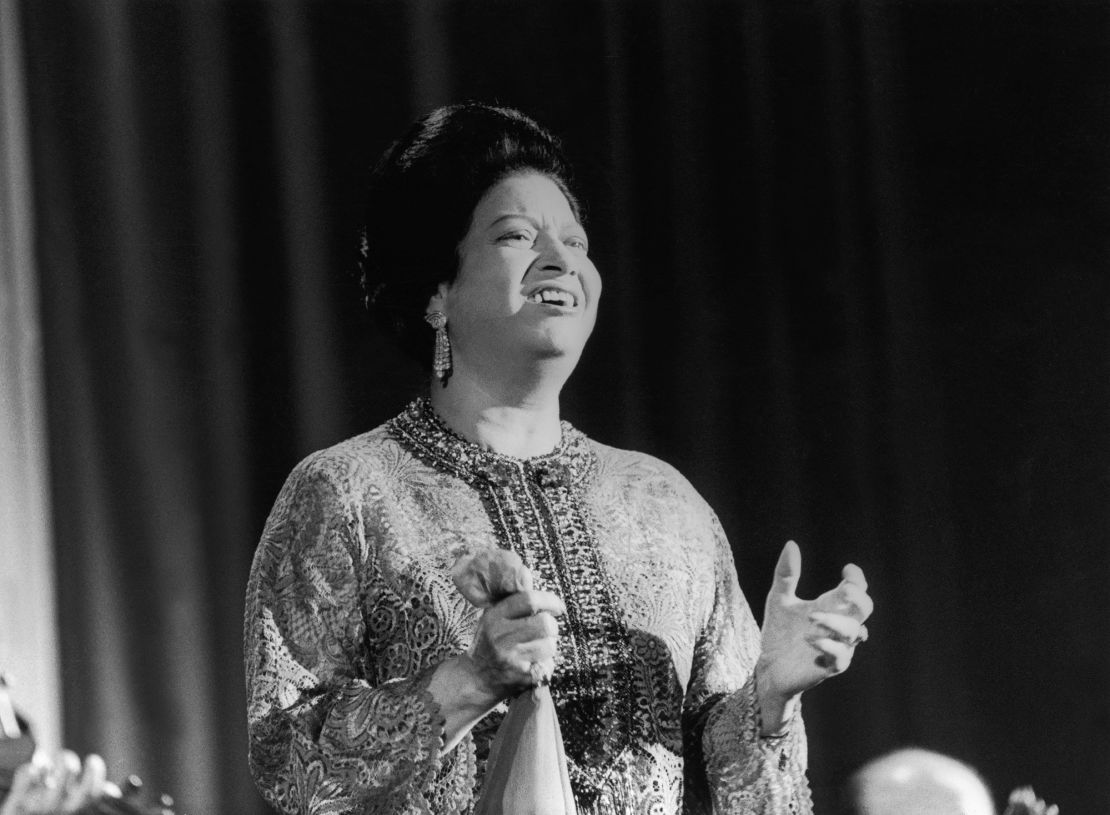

{"left": 16, "top": 1, "right": 1109, "bottom": 812}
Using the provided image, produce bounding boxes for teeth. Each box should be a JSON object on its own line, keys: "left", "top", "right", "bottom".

{"left": 528, "top": 289, "right": 577, "bottom": 307}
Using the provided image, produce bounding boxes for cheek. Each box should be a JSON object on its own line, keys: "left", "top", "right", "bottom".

{"left": 452, "top": 252, "right": 527, "bottom": 303}
{"left": 445, "top": 277, "right": 518, "bottom": 332}
{"left": 583, "top": 263, "right": 603, "bottom": 307}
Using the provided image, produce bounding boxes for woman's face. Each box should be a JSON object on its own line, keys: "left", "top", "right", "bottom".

{"left": 435, "top": 171, "right": 601, "bottom": 378}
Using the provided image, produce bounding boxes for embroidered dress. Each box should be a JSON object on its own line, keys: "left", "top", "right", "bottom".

{"left": 245, "top": 398, "right": 812, "bottom": 814}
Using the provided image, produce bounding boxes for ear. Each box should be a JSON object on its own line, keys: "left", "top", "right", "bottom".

{"left": 425, "top": 282, "right": 450, "bottom": 316}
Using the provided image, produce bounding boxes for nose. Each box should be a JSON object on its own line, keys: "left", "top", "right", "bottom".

{"left": 534, "top": 232, "right": 578, "bottom": 277}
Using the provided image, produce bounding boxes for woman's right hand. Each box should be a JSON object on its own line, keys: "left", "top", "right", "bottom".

{"left": 429, "top": 551, "right": 566, "bottom": 752}
{"left": 450, "top": 549, "right": 565, "bottom": 699}
{"left": 465, "top": 589, "right": 566, "bottom": 699}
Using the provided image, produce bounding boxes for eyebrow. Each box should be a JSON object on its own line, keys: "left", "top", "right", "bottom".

{"left": 486, "top": 213, "right": 534, "bottom": 229}
{"left": 486, "top": 213, "right": 583, "bottom": 231}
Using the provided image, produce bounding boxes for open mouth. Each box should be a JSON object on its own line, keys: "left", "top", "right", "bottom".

{"left": 526, "top": 288, "right": 579, "bottom": 308}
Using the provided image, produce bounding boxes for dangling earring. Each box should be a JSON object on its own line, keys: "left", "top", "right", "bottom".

{"left": 424, "top": 311, "right": 452, "bottom": 382}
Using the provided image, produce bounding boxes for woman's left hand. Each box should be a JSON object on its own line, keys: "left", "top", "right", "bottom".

{"left": 755, "top": 540, "right": 873, "bottom": 734}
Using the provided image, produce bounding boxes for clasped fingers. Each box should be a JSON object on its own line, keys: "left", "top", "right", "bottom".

{"left": 487, "top": 608, "right": 560, "bottom": 646}
{"left": 470, "top": 589, "right": 564, "bottom": 694}
{"left": 494, "top": 589, "right": 566, "bottom": 620}
{"left": 484, "top": 611, "right": 560, "bottom": 686}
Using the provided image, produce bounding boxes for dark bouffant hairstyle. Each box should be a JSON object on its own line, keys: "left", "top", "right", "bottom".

{"left": 357, "top": 102, "right": 583, "bottom": 369}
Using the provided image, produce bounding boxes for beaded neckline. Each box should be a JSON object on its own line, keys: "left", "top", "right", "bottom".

{"left": 391, "top": 397, "right": 595, "bottom": 489}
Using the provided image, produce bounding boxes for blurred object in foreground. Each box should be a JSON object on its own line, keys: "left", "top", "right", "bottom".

{"left": 1003, "top": 786, "right": 1059, "bottom": 815}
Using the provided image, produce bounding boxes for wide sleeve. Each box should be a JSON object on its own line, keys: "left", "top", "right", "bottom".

{"left": 682, "top": 514, "right": 812, "bottom": 815}
{"left": 243, "top": 456, "right": 469, "bottom": 815}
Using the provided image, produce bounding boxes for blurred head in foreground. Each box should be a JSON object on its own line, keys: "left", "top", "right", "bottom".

{"left": 845, "top": 748, "right": 995, "bottom": 815}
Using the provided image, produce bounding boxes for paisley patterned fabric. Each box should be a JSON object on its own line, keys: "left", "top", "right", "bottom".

{"left": 245, "top": 398, "right": 812, "bottom": 814}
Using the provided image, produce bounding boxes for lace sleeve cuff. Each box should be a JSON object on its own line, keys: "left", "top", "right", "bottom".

{"left": 319, "top": 670, "right": 445, "bottom": 757}
{"left": 701, "top": 675, "right": 812, "bottom": 814}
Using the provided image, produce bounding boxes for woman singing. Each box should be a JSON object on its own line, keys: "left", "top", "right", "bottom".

{"left": 244, "top": 102, "right": 873, "bottom": 814}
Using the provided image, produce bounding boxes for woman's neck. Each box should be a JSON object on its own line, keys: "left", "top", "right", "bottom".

{"left": 427, "top": 368, "right": 564, "bottom": 459}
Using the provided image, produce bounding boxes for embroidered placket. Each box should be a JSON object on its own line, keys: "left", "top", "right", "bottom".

{"left": 389, "top": 398, "right": 635, "bottom": 801}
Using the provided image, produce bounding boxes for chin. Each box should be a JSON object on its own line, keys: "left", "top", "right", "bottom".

{"left": 523, "top": 342, "right": 573, "bottom": 364}
{"left": 530, "top": 329, "right": 591, "bottom": 363}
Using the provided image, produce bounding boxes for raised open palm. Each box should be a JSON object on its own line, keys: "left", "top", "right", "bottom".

{"left": 757, "top": 541, "right": 874, "bottom": 708}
